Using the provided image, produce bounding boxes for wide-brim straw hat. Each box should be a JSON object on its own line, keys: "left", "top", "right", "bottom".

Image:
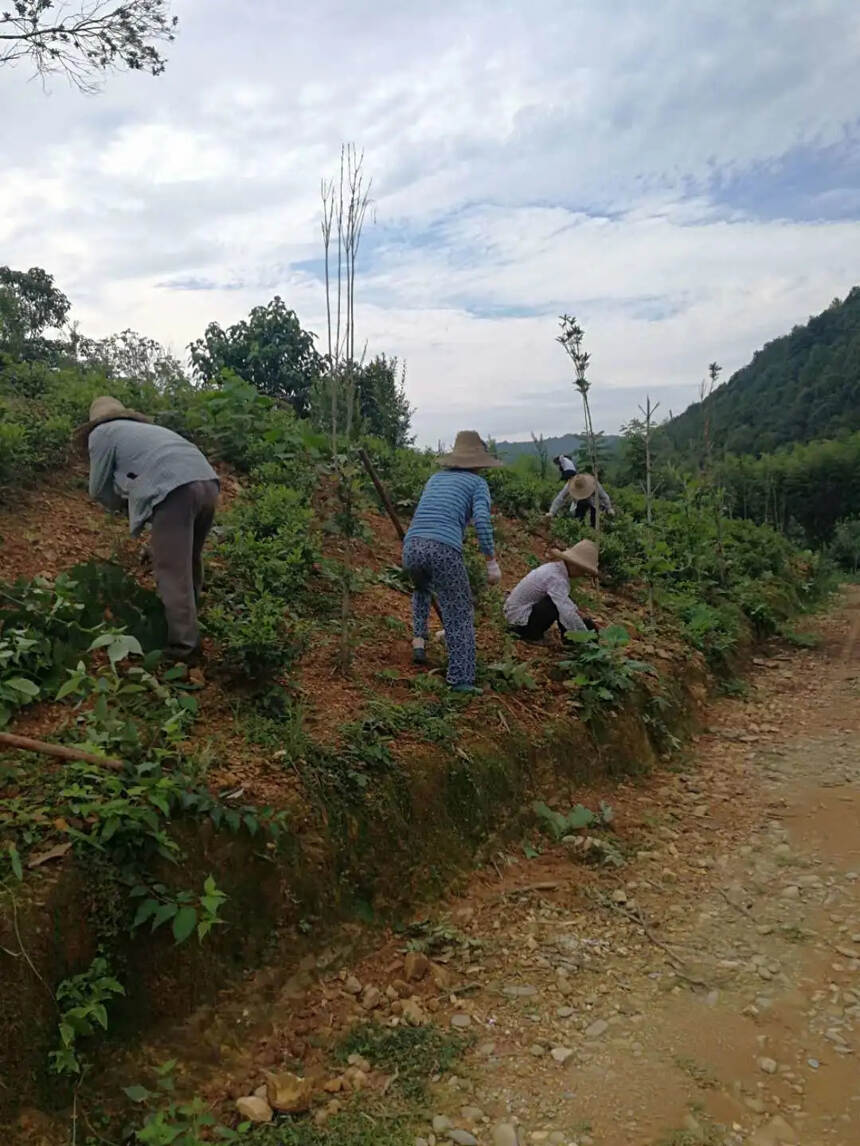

{"left": 437, "top": 430, "right": 503, "bottom": 470}
{"left": 551, "top": 539, "right": 599, "bottom": 578}
{"left": 73, "top": 395, "right": 152, "bottom": 449}
{"left": 568, "top": 472, "right": 596, "bottom": 500}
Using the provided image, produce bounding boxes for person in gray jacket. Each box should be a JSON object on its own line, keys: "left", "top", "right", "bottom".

{"left": 75, "top": 396, "right": 219, "bottom": 661}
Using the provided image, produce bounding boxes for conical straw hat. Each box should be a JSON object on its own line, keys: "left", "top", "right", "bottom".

{"left": 437, "top": 430, "right": 503, "bottom": 469}
{"left": 550, "top": 539, "right": 599, "bottom": 578}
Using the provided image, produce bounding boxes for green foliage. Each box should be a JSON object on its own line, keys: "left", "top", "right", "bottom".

{"left": 678, "top": 601, "right": 744, "bottom": 672}
{"left": 206, "top": 479, "right": 318, "bottom": 678}
{"left": 50, "top": 955, "right": 125, "bottom": 1076}
{"left": 125, "top": 1060, "right": 250, "bottom": 1145}
{"left": 361, "top": 439, "right": 435, "bottom": 515}
{"left": 486, "top": 658, "right": 537, "bottom": 691}
{"left": 0, "top": 265, "right": 70, "bottom": 361}
{"left": 312, "top": 356, "right": 413, "bottom": 447}
{"left": 189, "top": 297, "right": 322, "bottom": 417}
{"left": 663, "top": 288, "right": 860, "bottom": 457}
{"left": 130, "top": 874, "right": 228, "bottom": 944}
{"left": 246, "top": 1115, "right": 413, "bottom": 1146}
{"left": 560, "top": 625, "right": 655, "bottom": 724}
{"left": 830, "top": 516, "right": 860, "bottom": 572}
{"left": 533, "top": 799, "right": 614, "bottom": 840}
{"left": 336, "top": 1022, "right": 469, "bottom": 1100}
{"left": 486, "top": 460, "right": 553, "bottom": 517}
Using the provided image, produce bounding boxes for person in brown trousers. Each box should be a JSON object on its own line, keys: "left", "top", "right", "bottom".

{"left": 75, "top": 397, "right": 219, "bottom": 661}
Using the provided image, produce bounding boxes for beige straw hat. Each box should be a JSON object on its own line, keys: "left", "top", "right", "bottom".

{"left": 73, "top": 395, "right": 152, "bottom": 449}
{"left": 551, "top": 539, "right": 599, "bottom": 578}
{"left": 568, "top": 472, "right": 596, "bottom": 501}
{"left": 437, "top": 430, "right": 503, "bottom": 470}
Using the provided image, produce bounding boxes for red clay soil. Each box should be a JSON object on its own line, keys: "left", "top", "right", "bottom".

{"left": 1, "top": 465, "right": 668, "bottom": 811}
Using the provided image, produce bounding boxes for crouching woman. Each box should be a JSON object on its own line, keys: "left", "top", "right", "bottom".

{"left": 504, "top": 540, "right": 599, "bottom": 641}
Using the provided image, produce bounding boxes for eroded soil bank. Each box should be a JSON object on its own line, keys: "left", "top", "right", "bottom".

{"left": 16, "top": 587, "right": 852, "bottom": 1146}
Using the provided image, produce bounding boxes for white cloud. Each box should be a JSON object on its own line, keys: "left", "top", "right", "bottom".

{"left": 1, "top": 0, "right": 859, "bottom": 444}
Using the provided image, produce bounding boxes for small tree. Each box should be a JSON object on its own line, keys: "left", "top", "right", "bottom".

{"left": 0, "top": 0, "right": 177, "bottom": 92}
{"left": 638, "top": 395, "right": 660, "bottom": 625}
{"left": 531, "top": 432, "right": 549, "bottom": 480}
{"left": 189, "top": 299, "right": 322, "bottom": 416}
{"left": 320, "top": 145, "right": 373, "bottom": 670}
{"left": 0, "top": 265, "right": 70, "bottom": 360}
{"left": 557, "top": 315, "right": 602, "bottom": 531}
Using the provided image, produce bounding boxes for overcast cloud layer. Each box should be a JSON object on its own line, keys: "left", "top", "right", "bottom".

{"left": 3, "top": 0, "right": 859, "bottom": 445}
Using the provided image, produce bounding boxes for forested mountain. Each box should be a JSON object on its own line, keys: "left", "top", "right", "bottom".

{"left": 495, "top": 432, "right": 620, "bottom": 463}
{"left": 663, "top": 288, "right": 860, "bottom": 457}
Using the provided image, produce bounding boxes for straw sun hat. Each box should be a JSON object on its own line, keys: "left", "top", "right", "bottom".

{"left": 437, "top": 430, "right": 503, "bottom": 470}
{"left": 551, "top": 539, "right": 599, "bottom": 579}
{"left": 73, "top": 395, "right": 152, "bottom": 449}
{"left": 568, "top": 472, "right": 596, "bottom": 501}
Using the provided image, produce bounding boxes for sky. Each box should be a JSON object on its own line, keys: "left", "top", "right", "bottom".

{"left": 2, "top": 0, "right": 860, "bottom": 446}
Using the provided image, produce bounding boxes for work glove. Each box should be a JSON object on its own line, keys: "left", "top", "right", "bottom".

{"left": 486, "top": 558, "right": 502, "bottom": 585}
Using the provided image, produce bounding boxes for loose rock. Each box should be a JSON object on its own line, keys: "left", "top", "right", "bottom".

{"left": 585, "top": 1018, "right": 609, "bottom": 1039}
{"left": 758, "top": 1056, "right": 778, "bottom": 1074}
{"left": 235, "top": 1096, "right": 273, "bottom": 1123}
{"left": 493, "top": 1125, "right": 521, "bottom": 1146}
{"left": 448, "top": 1132, "right": 478, "bottom": 1146}
{"left": 405, "top": 951, "right": 431, "bottom": 981}
{"left": 362, "top": 985, "right": 382, "bottom": 1010}
{"left": 264, "top": 1070, "right": 314, "bottom": 1114}
{"left": 551, "top": 1046, "right": 575, "bottom": 1064}
{"left": 451, "top": 1013, "right": 472, "bottom": 1029}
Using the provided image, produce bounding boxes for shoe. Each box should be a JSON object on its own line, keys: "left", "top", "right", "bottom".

{"left": 412, "top": 647, "right": 427, "bottom": 665}
{"left": 449, "top": 683, "right": 483, "bottom": 695}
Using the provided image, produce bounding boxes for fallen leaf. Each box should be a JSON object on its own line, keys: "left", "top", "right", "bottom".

{"left": 27, "top": 842, "right": 72, "bottom": 869}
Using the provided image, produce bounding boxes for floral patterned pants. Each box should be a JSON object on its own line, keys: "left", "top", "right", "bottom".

{"left": 402, "top": 536, "right": 475, "bottom": 686}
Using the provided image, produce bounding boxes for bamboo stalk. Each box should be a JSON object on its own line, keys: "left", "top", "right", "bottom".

{"left": 0, "top": 731, "right": 124, "bottom": 772}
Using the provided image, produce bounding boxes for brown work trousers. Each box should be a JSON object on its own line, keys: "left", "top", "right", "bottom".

{"left": 150, "top": 479, "right": 220, "bottom": 656}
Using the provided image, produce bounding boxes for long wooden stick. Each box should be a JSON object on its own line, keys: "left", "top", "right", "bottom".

{"left": 0, "top": 731, "right": 125, "bottom": 772}
{"left": 358, "top": 447, "right": 405, "bottom": 540}
{"left": 358, "top": 447, "right": 445, "bottom": 625}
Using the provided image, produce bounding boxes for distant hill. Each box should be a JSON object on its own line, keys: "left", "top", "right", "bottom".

{"left": 664, "top": 288, "right": 860, "bottom": 456}
{"left": 494, "top": 432, "right": 620, "bottom": 464}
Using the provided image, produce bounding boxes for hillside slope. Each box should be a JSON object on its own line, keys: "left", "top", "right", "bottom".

{"left": 664, "top": 287, "right": 860, "bottom": 456}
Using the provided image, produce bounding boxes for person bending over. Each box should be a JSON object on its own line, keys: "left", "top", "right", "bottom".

{"left": 548, "top": 472, "right": 613, "bottom": 527}
{"left": 76, "top": 396, "right": 219, "bottom": 663}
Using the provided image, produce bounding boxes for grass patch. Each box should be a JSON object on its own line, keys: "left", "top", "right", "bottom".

{"left": 673, "top": 1054, "right": 718, "bottom": 1089}
{"left": 335, "top": 1022, "right": 470, "bottom": 1100}
{"left": 777, "top": 624, "right": 821, "bottom": 649}
{"left": 653, "top": 1112, "right": 725, "bottom": 1146}
{"left": 246, "top": 1112, "right": 414, "bottom": 1146}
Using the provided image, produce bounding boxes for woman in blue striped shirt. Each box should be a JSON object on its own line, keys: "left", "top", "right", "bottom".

{"left": 403, "top": 432, "right": 502, "bottom": 692}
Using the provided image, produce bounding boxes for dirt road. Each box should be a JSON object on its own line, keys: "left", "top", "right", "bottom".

{"left": 328, "top": 588, "right": 860, "bottom": 1146}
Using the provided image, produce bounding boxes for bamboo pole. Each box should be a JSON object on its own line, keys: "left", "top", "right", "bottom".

{"left": 0, "top": 731, "right": 125, "bottom": 772}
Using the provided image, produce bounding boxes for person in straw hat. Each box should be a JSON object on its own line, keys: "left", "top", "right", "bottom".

{"left": 548, "top": 471, "right": 614, "bottom": 527}
{"left": 504, "top": 540, "right": 599, "bottom": 641}
{"left": 75, "top": 396, "right": 219, "bottom": 662}
{"left": 402, "top": 431, "right": 502, "bottom": 692}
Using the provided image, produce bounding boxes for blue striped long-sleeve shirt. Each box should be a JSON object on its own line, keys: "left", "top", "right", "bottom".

{"left": 405, "top": 470, "right": 495, "bottom": 556}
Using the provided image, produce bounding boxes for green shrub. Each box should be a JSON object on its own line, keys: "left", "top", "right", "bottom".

{"left": 486, "top": 464, "right": 552, "bottom": 517}
{"left": 560, "top": 625, "right": 655, "bottom": 724}
{"left": 206, "top": 483, "right": 317, "bottom": 678}
{"left": 677, "top": 600, "right": 745, "bottom": 672}
{"left": 830, "top": 516, "right": 860, "bottom": 573}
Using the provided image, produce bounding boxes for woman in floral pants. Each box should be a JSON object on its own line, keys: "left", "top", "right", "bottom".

{"left": 402, "top": 432, "right": 502, "bottom": 693}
